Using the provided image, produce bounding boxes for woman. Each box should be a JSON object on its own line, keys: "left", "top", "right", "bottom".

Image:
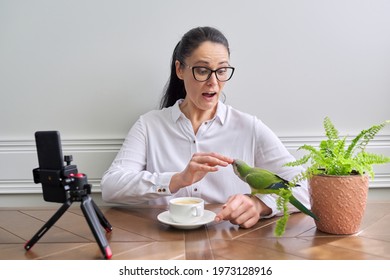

{"left": 101, "top": 26, "right": 310, "bottom": 228}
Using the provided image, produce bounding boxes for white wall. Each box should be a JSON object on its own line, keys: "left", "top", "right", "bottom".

{"left": 1, "top": 0, "right": 389, "bottom": 206}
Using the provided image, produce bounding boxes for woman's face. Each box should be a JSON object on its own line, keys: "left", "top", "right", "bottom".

{"left": 176, "top": 41, "right": 230, "bottom": 114}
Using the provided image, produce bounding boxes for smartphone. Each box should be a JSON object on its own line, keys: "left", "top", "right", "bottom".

{"left": 34, "top": 131, "right": 67, "bottom": 203}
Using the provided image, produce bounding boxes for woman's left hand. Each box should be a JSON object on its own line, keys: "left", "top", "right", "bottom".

{"left": 214, "top": 194, "right": 271, "bottom": 228}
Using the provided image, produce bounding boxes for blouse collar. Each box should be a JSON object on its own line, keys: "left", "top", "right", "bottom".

{"left": 171, "top": 99, "right": 227, "bottom": 125}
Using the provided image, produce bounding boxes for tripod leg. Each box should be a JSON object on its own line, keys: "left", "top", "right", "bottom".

{"left": 91, "top": 199, "right": 112, "bottom": 232}
{"left": 81, "top": 195, "right": 112, "bottom": 259}
{"left": 24, "top": 200, "right": 72, "bottom": 251}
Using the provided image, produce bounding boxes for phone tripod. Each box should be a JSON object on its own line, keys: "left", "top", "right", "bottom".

{"left": 25, "top": 165, "right": 113, "bottom": 260}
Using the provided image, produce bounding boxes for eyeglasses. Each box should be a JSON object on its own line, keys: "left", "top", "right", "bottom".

{"left": 181, "top": 62, "right": 235, "bottom": 82}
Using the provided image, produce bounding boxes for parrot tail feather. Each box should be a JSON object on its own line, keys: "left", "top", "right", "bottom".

{"left": 289, "top": 195, "right": 319, "bottom": 221}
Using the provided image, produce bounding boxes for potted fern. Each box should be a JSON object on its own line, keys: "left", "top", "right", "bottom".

{"left": 286, "top": 117, "right": 390, "bottom": 234}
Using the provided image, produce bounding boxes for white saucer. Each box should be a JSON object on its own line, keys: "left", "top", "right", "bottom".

{"left": 157, "top": 210, "right": 216, "bottom": 230}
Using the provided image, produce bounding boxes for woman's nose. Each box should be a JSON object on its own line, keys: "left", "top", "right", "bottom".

{"left": 207, "top": 72, "right": 219, "bottom": 85}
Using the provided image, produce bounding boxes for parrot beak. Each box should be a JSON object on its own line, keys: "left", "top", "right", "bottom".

{"left": 232, "top": 160, "right": 240, "bottom": 176}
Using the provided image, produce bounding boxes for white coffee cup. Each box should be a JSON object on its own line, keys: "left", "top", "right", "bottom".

{"left": 169, "top": 197, "right": 204, "bottom": 224}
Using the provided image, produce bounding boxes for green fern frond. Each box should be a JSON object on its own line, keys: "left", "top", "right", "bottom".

{"left": 319, "top": 140, "right": 334, "bottom": 159}
{"left": 274, "top": 188, "right": 292, "bottom": 237}
{"left": 346, "top": 120, "right": 390, "bottom": 159}
{"left": 300, "top": 144, "right": 326, "bottom": 163}
{"left": 324, "top": 116, "right": 339, "bottom": 141}
{"left": 284, "top": 154, "right": 311, "bottom": 167}
{"left": 354, "top": 152, "right": 390, "bottom": 179}
{"left": 289, "top": 170, "right": 311, "bottom": 186}
{"left": 345, "top": 131, "right": 365, "bottom": 159}
{"left": 358, "top": 120, "right": 390, "bottom": 151}
{"left": 356, "top": 152, "right": 390, "bottom": 165}
{"left": 335, "top": 137, "right": 347, "bottom": 157}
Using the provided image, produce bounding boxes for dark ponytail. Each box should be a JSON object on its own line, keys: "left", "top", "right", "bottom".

{"left": 160, "top": 26, "right": 230, "bottom": 109}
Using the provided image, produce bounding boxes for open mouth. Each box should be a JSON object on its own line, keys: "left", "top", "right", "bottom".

{"left": 202, "top": 92, "right": 217, "bottom": 98}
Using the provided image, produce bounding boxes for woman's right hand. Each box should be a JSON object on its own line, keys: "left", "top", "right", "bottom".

{"left": 169, "top": 152, "right": 233, "bottom": 193}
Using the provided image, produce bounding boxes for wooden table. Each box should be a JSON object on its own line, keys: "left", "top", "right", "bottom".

{"left": 1, "top": 202, "right": 389, "bottom": 260}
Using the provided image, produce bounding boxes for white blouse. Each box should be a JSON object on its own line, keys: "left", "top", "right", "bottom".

{"left": 101, "top": 100, "right": 310, "bottom": 218}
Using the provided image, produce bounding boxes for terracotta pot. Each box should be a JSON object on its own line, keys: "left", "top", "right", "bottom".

{"left": 309, "top": 175, "right": 369, "bottom": 234}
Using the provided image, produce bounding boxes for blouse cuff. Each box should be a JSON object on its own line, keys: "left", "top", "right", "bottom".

{"left": 255, "top": 193, "right": 279, "bottom": 218}
{"left": 155, "top": 172, "right": 175, "bottom": 195}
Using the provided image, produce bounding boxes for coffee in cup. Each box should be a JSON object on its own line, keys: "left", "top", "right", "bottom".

{"left": 169, "top": 197, "right": 204, "bottom": 224}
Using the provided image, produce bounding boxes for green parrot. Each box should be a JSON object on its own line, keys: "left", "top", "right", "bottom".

{"left": 232, "top": 159, "right": 319, "bottom": 221}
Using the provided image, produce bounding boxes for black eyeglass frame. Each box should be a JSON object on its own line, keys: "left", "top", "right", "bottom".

{"left": 181, "top": 62, "right": 235, "bottom": 82}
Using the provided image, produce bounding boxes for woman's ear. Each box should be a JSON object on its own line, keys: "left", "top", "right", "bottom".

{"left": 175, "top": 60, "right": 184, "bottom": 80}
